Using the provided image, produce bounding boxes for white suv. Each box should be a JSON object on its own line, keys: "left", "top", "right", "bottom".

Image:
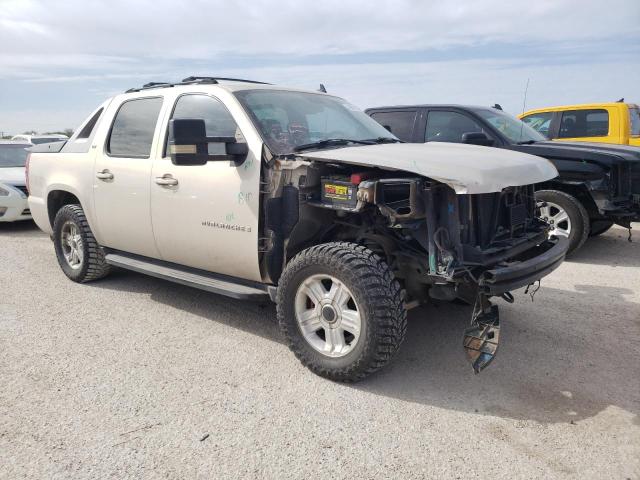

{"left": 26, "top": 77, "right": 568, "bottom": 380}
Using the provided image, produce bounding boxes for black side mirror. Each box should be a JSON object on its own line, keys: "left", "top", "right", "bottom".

{"left": 461, "top": 131, "right": 494, "bottom": 147}
{"left": 168, "top": 118, "right": 248, "bottom": 166}
{"left": 383, "top": 125, "right": 393, "bottom": 133}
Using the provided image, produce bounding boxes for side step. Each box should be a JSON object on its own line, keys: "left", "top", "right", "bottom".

{"left": 105, "top": 252, "right": 271, "bottom": 301}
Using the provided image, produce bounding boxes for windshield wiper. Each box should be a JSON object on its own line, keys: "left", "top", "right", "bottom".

{"left": 363, "top": 137, "right": 402, "bottom": 144}
{"left": 516, "top": 140, "right": 538, "bottom": 145}
{"left": 293, "top": 138, "right": 375, "bottom": 152}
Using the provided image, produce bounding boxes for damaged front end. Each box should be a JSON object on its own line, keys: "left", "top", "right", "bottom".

{"left": 269, "top": 156, "right": 568, "bottom": 373}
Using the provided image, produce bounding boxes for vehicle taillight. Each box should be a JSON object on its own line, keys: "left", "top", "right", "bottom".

{"left": 25, "top": 153, "right": 31, "bottom": 195}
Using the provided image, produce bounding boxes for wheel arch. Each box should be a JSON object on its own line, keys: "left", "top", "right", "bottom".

{"left": 285, "top": 220, "right": 393, "bottom": 267}
{"left": 535, "top": 181, "right": 600, "bottom": 219}
{"left": 46, "top": 189, "right": 84, "bottom": 228}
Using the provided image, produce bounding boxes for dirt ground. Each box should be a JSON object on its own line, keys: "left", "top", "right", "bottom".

{"left": 1, "top": 221, "right": 638, "bottom": 479}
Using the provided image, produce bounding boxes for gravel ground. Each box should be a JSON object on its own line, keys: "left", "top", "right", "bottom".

{"left": 1, "top": 221, "right": 639, "bottom": 479}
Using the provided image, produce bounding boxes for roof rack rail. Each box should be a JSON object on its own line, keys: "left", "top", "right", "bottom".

{"left": 144, "top": 82, "right": 172, "bottom": 88}
{"left": 125, "top": 82, "right": 173, "bottom": 93}
{"left": 125, "top": 76, "right": 271, "bottom": 93}
{"left": 181, "top": 76, "right": 271, "bottom": 85}
{"left": 180, "top": 76, "right": 219, "bottom": 84}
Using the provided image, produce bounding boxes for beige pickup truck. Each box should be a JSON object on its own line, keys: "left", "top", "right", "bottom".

{"left": 26, "top": 77, "right": 567, "bottom": 380}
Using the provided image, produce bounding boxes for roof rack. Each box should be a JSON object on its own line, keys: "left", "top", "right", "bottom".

{"left": 181, "top": 76, "right": 270, "bottom": 85}
{"left": 125, "top": 76, "right": 271, "bottom": 93}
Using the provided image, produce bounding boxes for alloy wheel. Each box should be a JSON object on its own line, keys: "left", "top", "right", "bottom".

{"left": 539, "top": 201, "right": 571, "bottom": 238}
{"left": 60, "top": 221, "right": 84, "bottom": 270}
{"left": 294, "top": 274, "right": 362, "bottom": 358}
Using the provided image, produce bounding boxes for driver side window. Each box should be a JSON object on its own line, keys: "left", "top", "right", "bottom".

{"left": 425, "top": 111, "right": 484, "bottom": 143}
{"left": 167, "top": 94, "right": 241, "bottom": 156}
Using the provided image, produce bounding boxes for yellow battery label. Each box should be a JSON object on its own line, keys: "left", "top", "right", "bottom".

{"left": 325, "top": 184, "right": 349, "bottom": 196}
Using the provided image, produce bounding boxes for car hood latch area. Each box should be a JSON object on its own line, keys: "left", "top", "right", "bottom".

{"left": 463, "top": 294, "right": 500, "bottom": 373}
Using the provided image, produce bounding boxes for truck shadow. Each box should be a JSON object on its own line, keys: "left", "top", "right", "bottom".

{"left": 91, "top": 269, "right": 639, "bottom": 426}
{"left": 567, "top": 224, "right": 640, "bottom": 267}
{"left": 91, "top": 268, "right": 282, "bottom": 345}
{"left": 355, "top": 283, "right": 639, "bottom": 425}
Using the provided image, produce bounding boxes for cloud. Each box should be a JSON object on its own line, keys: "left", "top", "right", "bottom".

{"left": 2, "top": 0, "right": 639, "bottom": 61}
{"left": 3, "top": 57, "right": 638, "bottom": 133}
{"left": 0, "top": 0, "right": 638, "bottom": 133}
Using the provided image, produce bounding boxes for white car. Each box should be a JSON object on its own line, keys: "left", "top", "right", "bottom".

{"left": 11, "top": 134, "right": 68, "bottom": 145}
{"left": 0, "top": 141, "right": 31, "bottom": 222}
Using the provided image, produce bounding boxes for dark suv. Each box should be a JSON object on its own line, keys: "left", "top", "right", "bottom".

{"left": 366, "top": 105, "right": 640, "bottom": 253}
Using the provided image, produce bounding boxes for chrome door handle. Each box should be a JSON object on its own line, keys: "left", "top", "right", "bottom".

{"left": 155, "top": 174, "right": 178, "bottom": 186}
{"left": 96, "top": 169, "right": 114, "bottom": 180}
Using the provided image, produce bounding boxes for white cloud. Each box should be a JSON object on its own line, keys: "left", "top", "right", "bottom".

{"left": 0, "top": 0, "right": 638, "bottom": 133}
{"left": 1, "top": 0, "right": 639, "bottom": 62}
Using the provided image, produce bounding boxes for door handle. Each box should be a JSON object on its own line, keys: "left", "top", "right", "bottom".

{"left": 155, "top": 174, "right": 179, "bottom": 186}
{"left": 96, "top": 169, "right": 114, "bottom": 180}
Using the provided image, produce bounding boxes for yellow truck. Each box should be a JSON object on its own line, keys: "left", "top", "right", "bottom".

{"left": 519, "top": 101, "right": 640, "bottom": 146}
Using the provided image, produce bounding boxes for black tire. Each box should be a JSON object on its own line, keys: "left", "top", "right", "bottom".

{"left": 277, "top": 242, "right": 407, "bottom": 382}
{"left": 589, "top": 220, "right": 614, "bottom": 237}
{"left": 53, "top": 204, "right": 111, "bottom": 283}
{"left": 535, "top": 190, "right": 590, "bottom": 254}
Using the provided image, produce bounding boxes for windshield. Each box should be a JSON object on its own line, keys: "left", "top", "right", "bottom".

{"left": 472, "top": 108, "right": 547, "bottom": 143}
{"left": 0, "top": 145, "right": 29, "bottom": 167}
{"left": 234, "top": 89, "right": 397, "bottom": 155}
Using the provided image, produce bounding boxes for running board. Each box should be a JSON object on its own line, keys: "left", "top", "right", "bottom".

{"left": 105, "top": 252, "right": 270, "bottom": 301}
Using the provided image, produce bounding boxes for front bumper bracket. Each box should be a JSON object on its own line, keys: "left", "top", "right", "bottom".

{"left": 463, "top": 294, "right": 500, "bottom": 373}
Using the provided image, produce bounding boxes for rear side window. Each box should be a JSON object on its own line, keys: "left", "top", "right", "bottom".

{"left": 425, "top": 111, "right": 485, "bottom": 142}
{"left": 369, "top": 111, "right": 417, "bottom": 142}
{"left": 521, "top": 112, "right": 553, "bottom": 138}
{"left": 629, "top": 107, "right": 640, "bottom": 136}
{"left": 108, "top": 97, "right": 163, "bottom": 158}
{"left": 77, "top": 108, "right": 104, "bottom": 139}
{"left": 558, "top": 109, "right": 609, "bottom": 138}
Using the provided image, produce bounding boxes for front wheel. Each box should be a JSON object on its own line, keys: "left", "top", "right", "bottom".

{"left": 276, "top": 242, "right": 407, "bottom": 382}
{"left": 536, "top": 190, "right": 590, "bottom": 254}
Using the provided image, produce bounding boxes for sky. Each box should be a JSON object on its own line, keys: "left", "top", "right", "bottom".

{"left": 1, "top": 0, "right": 639, "bottom": 134}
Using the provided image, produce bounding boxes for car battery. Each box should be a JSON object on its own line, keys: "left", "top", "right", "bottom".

{"left": 320, "top": 177, "right": 358, "bottom": 209}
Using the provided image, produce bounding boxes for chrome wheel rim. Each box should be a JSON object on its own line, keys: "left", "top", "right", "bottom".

{"left": 539, "top": 201, "right": 571, "bottom": 238}
{"left": 61, "top": 221, "right": 84, "bottom": 270}
{"left": 294, "top": 274, "right": 361, "bottom": 358}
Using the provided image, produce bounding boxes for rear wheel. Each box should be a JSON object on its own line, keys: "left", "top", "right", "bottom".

{"left": 277, "top": 242, "right": 406, "bottom": 382}
{"left": 536, "top": 190, "right": 589, "bottom": 254}
{"left": 53, "top": 204, "right": 111, "bottom": 282}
